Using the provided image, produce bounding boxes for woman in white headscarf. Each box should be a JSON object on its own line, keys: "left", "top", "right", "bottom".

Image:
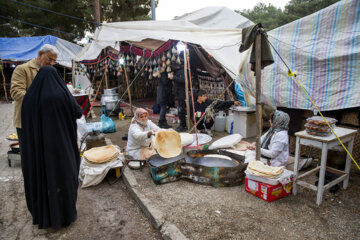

{"left": 247, "top": 110, "right": 290, "bottom": 167}
{"left": 126, "top": 108, "right": 160, "bottom": 160}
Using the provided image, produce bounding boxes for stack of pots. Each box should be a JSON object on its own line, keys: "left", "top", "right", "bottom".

{"left": 101, "top": 88, "right": 120, "bottom": 115}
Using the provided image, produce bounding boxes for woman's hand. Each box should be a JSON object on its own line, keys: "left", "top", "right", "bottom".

{"left": 147, "top": 130, "right": 153, "bottom": 138}
{"left": 247, "top": 142, "right": 256, "bottom": 150}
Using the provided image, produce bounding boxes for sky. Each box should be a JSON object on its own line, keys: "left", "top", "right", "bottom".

{"left": 156, "top": 0, "right": 290, "bottom": 20}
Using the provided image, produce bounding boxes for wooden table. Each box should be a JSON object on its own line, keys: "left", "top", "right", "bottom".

{"left": 293, "top": 127, "right": 357, "bottom": 205}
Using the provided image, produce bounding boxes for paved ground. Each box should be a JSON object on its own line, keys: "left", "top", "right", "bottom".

{"left": 0, "top": 103, "right": 161, "bottom": 240}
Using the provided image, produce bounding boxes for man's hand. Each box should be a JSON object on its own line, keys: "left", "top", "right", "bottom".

{"left": 234, "top": 101, "right": 241, "bottom": 106}
{"left": 168, "top": 72, "right": 174, "bottom": 80}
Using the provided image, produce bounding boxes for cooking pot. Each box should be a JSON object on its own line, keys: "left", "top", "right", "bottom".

{"left": 105, "top": 99, "right": 119, "bottom": 111}
{"left": 101, "top": 94, "right": 119, "bottom": 106}
{"left": 104, "top": 87, "right": 119, "bottom": 95}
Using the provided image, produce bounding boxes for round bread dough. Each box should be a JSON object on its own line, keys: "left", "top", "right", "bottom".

{"left": 84, "top": 145, "right": 119, "bottom": 164}
{"left": 179, "top": 133, "right": 194, "bottom": 146}
{"left": 233, "top": 141, "right": 251, "bottom": 151}
{"left": 208, "top": 134, "right": 242, "bottom": 150}
{"left": 204, "top": 154, "right": 232, "bottom": 161}
{"left": 155, "top": 130, "right": 182, "bottom": 158}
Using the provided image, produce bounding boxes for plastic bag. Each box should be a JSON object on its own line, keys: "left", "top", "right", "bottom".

{"left": 76, "top": 115, "right": 87, "bottom": 151}
{"left": 101, "top": 114, "right": 116, "bottom": 133}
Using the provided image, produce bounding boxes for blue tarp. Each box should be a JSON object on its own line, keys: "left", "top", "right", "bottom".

{"left": 0, "top": 35, "right": 57, "bottom": 61}
{"left": 0, "top": 35, "right": 83, "bottom": 68}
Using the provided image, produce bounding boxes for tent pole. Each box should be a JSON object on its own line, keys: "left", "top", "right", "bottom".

{"left": 105, "top": 69, "right": 109, "bottom": 89}
{"left": 123, "top": 67, "right": 134, "bottom": 117}
{"left": 184, "top": 46, "right": 191, "bottom": 129}
{"left": 255, "top": 31, "right": 263, "bottom": 161}
{"left": 1, "top": 62, "right": 8, "bottom": 103}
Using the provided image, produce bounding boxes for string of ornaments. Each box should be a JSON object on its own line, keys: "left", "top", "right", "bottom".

{"left": 74, "top": 41, "right": 181, "bottom": 80}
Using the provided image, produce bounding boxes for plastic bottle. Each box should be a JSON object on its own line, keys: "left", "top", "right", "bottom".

{"left": 78, "top": 83, "right": 82, "bottom": 89}
{"left": 66, "top": 82, "right": 73, "bottom": 92}
{"left": 230, "top": 121, "right": 234, "bottom": 134}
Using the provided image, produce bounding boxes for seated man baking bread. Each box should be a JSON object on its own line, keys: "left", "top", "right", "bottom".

{"left": 190, "top": 89, "right": 241, "bottom": 135}
{"left": 126, "top": 108, "right": 160, "bottom": 160}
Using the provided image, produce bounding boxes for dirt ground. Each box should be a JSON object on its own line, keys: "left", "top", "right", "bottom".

{"left": 0, "top": 103, "right": 161, "bottom": 240}
{"left": 1, "top": 102, "right": 360, "bottom": 240}
{"left": 108, "top": 105, "right": 360, "bottom": 240}
{"left": 101, "top": 105, "right": 360, "bottom": 240}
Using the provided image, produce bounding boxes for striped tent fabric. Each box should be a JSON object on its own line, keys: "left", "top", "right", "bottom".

{"left": 238, "top": 0, "right": 360, "bottom": 111}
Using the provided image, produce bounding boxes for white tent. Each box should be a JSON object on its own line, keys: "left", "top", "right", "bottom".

{"left": 174, "top": 6, "right": 253, "bottom": 29}
{"left": 74, "top": 7, "right": 253, "bottom": 94}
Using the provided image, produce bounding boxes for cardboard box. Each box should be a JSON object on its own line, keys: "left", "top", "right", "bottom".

{"left": 245, "top": 177, "right": 292, "bottom": 202}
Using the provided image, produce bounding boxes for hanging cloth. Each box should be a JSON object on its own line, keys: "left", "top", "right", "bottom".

{"left": 239, "top": 23, "right": 274, "bottom": 72}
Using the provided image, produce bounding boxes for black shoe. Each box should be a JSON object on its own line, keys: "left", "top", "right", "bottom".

{"left": 159, "top": 122, "right": 172, "bottom": 129}
{"left": 122, "top": 134, "right": 128, "bottom": 141}
{"left": 175, "top": 126, "right": 187, "bottom": 132}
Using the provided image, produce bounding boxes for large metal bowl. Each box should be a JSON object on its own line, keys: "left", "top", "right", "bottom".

{"left": 101, "top": 94, "right": 119, "bottom": 106}
{"left": 105, "top": 99, "right": 119, "bottom": 111}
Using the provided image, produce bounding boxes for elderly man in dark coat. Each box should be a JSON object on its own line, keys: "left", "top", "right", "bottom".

{"left": 169, "top": 58, "right": 187, "bottom": 132}
{"left": 156, "top": 71, "right": 173, "bottom": 128}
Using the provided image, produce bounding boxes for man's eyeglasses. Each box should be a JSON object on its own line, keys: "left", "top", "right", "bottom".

{"left": 47, "top": 55, "right": 57, "bottom": 63}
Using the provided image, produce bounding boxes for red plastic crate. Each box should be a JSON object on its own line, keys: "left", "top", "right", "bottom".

{"left": 245, "top": 177, "right": 293, "bottom": 202}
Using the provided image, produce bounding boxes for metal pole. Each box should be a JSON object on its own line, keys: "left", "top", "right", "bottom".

{"left": 184, "top": 47, "right": 191, "bottom": 129}
{"left": 71, "top": 60, "right": 75, "bottom": 88}
{"left": 255, "top": 30, "right": 263, "bottom": 160}
{"left": 151, "top": 0, "right": 156, "bottom": 20}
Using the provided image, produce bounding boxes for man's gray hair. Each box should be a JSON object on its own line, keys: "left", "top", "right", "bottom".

{"left": 39, "top": 44, "right": 59, "bottom": 55}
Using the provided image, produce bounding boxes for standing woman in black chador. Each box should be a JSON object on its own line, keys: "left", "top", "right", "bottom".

{"left": 21, "top": 66, "right": 83, "bottom": 229}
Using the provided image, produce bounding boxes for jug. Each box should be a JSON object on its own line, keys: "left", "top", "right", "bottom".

{"left": 214, "top": 111, "right": 226, "bottom": 132}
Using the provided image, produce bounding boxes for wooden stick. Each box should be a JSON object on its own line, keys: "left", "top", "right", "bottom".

{"left": 1, "top": 64, "right": 8, "bottom": 103}
{"left": 184, "top": 48, "right": 191, "bottom": 129}
{"left": 255, "top": 31, "right": 262, "bottom": 161}
{"left": 123, "top": 66, "right": 134, "bottom": 117}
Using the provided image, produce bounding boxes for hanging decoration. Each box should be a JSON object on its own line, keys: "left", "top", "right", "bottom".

{"left": 75, "top": 40, "right": 180, "bottom": 80}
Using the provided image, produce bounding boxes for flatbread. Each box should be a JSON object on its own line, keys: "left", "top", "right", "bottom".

{"left": 233, "top": 141, "right": 251, "bottom": 151}
{"left": 247, "top": 160, "right": 284, "bottom": 178}
{"left": 84, "top": 145, "right": 119, "bottom": 164}
{"left": 155, "top": 130, "right": 182, "bottom": 158}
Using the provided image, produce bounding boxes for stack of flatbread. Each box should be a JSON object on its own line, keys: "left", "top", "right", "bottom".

{"left": 155, "top": 130, "right": 182, "bottom": 158}
{"left": 247, "top": 160, "right": 284, "bottom": 178}
{"left": 84, "top": 145, "right": 120, "bottom": 164}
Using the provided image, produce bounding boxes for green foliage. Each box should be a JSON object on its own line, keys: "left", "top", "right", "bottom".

{"left": 100, "top": 0, "right": 156, "bottom": 22}
{"left": 236, "top": 0, "right": 340, "bottom": 31}
{"left": 0, "top": 0, "right": 157, "bottom": 42}
{"left": 0, "top": 0, "right": 93, "bottom": 42}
